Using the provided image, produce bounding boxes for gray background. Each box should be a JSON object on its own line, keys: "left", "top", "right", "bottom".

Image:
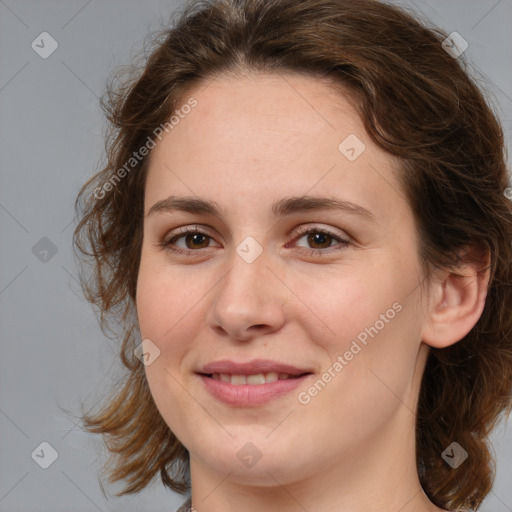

{"left": 1, "top": 0, "right": 511, "bottom": 510}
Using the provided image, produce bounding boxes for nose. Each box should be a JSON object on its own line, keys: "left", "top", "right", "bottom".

{"left": 205, "top": 244, "right": 287, "bottom": 342}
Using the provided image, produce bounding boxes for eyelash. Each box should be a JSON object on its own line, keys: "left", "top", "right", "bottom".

{"left": 160, "top": 225, "right": 350, "bottom": 257}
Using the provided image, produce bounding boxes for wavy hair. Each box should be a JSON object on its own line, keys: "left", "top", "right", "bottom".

{"left": 72, "top": 0, "right": 512, "bottom": 509}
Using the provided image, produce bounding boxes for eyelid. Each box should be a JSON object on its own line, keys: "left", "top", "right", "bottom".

{"left": 291, "top": 223, "right": 350, "bottom": 241}
{"left": 165, "top": 224, "right": 221, "bottom": 246}
{"left": 166, "top": 223, "right": 349, "bottom": 241}
{"left": 160, "top": 223, "right": 351, "bottom": 256}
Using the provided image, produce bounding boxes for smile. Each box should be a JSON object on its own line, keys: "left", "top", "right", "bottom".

{"left": 209, "top": 372, "right": 301, "bottom": 385}
{"left": 199, "top": 372, "right": 312, "bottom": 407}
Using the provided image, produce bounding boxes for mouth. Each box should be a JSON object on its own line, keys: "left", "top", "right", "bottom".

{"left": 201, "top": 372, "right": 310, "bottom": 385}
{"left": 198, "top": 372, "right": 313, "bottom": 407}
{"left": 196, "top": 360, "right": 314, "bottom": 406}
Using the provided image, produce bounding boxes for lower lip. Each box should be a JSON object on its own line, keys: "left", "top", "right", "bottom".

{"left": 198, "top": 374, "right": 311, "bottom": 407}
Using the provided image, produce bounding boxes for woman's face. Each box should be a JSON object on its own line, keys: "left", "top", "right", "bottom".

{"left": 136, "top": 72, "right": 432, "bottom": 487}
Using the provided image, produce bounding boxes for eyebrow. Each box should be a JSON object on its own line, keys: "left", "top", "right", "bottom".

{"left": 146, "top": 195, "right": 375, "bottom": 222}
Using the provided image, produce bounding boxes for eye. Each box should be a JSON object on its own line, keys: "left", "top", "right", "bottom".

{"left": 160, "top": 226, "right": 218, "bottom": 256}
{"left": 289, "top": 226, "right": 350, "bottom": 256}
{"left": 159, "top": 225, "right": 350, "bottom": 257}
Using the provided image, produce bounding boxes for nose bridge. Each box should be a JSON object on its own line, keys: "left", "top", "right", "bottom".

{"left": 207, "top": 237, "right": 286, "bottom": 339}
{"left": 220, "top": 239, "right": 271, "bottom": 306}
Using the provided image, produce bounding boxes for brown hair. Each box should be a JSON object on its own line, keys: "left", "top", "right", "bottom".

{"left": 72, "top": 0, "right": 512, "bottom": 509}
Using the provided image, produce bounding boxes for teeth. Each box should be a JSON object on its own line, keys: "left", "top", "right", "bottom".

{"left": 211, "top": 372, "right": 290, "bottom": 385}
{"left": 231, "top": 375, "right": 247, "bottom": 385}
{"left": 247, "top": 374, "right": 265, "bottom": 385}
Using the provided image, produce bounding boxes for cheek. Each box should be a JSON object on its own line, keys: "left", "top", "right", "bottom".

{"left": 290, "top": 265, "right": 398, "bottom": 355}
{"left": 136, "top": 269, "right": 167, "bottom": 343}
{"left": 296, "top": 255, "right": 421, "bottom": 387}
{"left": 136, "top": 260, "right": 200, "bottom": 435}
{"left": 295, "top": 304, "right": 420, "bottom": 457}
{"left": 136, "top": 256, "right": 213, "bottom": 391}
{"left": 136, "top": 253, "right": 195, "bottom": 342}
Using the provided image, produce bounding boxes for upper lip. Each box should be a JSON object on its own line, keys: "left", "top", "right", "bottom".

{"left": 199, "top": 359, "right": 313, "bottom": 376}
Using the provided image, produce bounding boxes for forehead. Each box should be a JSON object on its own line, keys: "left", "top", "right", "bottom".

{"left": 182, "top": 71, "right": 362, "bottom": 140}
{"left": 144, "top": 71, "right": 405, "bottom": 223}
{"left": 152, "top": 71, "right": 364, "bottom": 161}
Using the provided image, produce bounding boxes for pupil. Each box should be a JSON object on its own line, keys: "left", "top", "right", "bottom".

{"left": 308, "top": 232, "right": 330, "bottom": 249}
{"left": 187, "top": 233, "right": 208, "bottom": 249}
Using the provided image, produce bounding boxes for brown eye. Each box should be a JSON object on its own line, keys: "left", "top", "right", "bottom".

{"left": 161, "top": 226, "right": 218, "bottom": 256}
{"left": 305, "top": 231, "right": 334, "bottom": 249}
{"left": 292, "top": 227, "right": 350, "bottom": 255}
{"left": 181, "top": 232, "right": 210, "bottom": 249}
{"left": 161, "top": 225, "right": 350, "bottom": 257}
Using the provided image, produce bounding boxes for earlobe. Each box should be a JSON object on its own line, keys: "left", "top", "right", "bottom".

{"left": 421, "top": 245, "right": 491, "bottom": 349}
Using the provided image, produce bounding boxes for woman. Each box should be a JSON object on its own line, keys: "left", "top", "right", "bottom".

{"left": 73, "top": 0, "right": 512, "bottom": 511}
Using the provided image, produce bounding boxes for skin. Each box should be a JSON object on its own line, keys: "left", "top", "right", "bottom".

{"left": 136, "top": 71, "right": 489, "bottom": 512}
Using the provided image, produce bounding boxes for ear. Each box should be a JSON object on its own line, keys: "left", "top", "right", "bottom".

{"left": 421, "top": 244, "right": 491, "bottom": 349}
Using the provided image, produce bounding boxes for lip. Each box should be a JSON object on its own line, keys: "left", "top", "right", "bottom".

{"left": 197, "top": 359, "right": 314, "bottom": 407}
{"left": 199, "top": 374, "right": 312, "bottom": 407}
{"left": 199, "top": 359, "right": 312, "bottom": 376}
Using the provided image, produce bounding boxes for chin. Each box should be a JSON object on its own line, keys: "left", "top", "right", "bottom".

{"left": 191, "top": 436, "right": 316, "bottom": 486}
{"left": 202, "top": 454, "right": 305, "bottom": 486}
